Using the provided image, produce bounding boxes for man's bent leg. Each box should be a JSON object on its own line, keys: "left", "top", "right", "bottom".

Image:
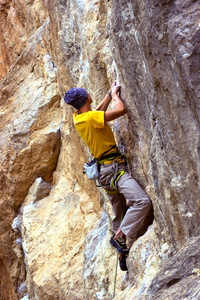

{"left": 117, "top": 173, "right": 152, "bottom": 245}
{"left": 99, "top": 163, "right": 127, "bottom": 234}
{"left": 107, "top": 192, "right": 126, "bottom": 233}
{"left": 107, "top": 192, "right": 130, "bottom": 255}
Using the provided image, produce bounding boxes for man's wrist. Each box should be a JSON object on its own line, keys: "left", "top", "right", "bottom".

{"left": 111, "top": 92, "right": 117, "bottom": 97}
{"left": 107, "top": 92, "right": 112, "bottom": 98}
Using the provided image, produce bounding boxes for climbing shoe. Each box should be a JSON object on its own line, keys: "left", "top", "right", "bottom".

{"left": 110, "top": 235, "right": 129, "bottom": 255}
{"left": 119, "top": 255, "right": 128, "bottom": 271}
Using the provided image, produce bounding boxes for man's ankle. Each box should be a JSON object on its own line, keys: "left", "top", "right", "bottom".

{"left": 114, "top": 228, "right": 126, "bottom": 240}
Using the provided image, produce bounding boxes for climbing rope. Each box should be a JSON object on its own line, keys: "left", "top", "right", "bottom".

{"left": 102, "top": 190, "right": 118, "bottom": 299}
{"left": 112, "top": 202, "right": 126, "bottom": 299}
{"left": 113, "top": 251, "right": 119, "bottom": 298}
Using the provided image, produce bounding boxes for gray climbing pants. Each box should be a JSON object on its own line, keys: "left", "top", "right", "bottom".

{"left": 99, "top": 161, "right": 152, "bottom": 247}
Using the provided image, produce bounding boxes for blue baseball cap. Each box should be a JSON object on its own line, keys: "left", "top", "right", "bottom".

{"left": 64, "top": 87, "right": 88, "bottom": 110}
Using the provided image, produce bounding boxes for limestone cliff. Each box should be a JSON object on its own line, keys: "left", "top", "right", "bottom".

{"left": 0, "top": 0, "right": 200, "bottom": 299}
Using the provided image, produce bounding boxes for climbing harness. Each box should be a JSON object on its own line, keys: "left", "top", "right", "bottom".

{"left": 103, "top": 169, "right": 126, "bottom": 195}
{"left": 83, "top": 145, "right": 124, "bottom": 189}
{"left": 111, "top": 169, "right": 126, "bottom": 190}
{"left": 83, "top": 145, "right": 122, "bottom": 181}
{"left": 98, "top": 145, "right": 129, "bottom": 193}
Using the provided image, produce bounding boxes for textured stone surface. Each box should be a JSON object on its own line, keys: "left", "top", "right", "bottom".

{"left": 109, "top": 0, "right": 200, "bottom": 249}
{"left": 0, "top": 0, "right": 200, "bottom": 299}
{"left": 0, "top": 3, "right": 61, "bottom": 298}
{"left": 147, "top": 236, "right": 200, "bottom": 300}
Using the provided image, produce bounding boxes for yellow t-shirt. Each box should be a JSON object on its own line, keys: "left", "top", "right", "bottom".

{"left": 73, "top": 110, "right": 116, "bottom": 158}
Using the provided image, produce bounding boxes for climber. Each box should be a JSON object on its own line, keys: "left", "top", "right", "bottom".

{"left": 64, "top": 81, "right": 152, "bottom": 271}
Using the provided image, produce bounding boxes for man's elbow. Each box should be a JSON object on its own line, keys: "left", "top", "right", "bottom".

{"left": 121, "top": 107, "right": 127, "bottom": 116}
{"left": 117, "top": 107, "right": 127, "bottom": 118}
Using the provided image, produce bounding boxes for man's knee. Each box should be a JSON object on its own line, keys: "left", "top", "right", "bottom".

{"left": 141, "top": 195, "right": 152, "bottom": 211}
{"left": 144, "top": 197, "right": 152, "bottom": 212}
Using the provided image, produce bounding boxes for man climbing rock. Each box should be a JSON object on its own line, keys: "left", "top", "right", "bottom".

{"left": 64, "top": 81, "right": 152, "bottom": 271}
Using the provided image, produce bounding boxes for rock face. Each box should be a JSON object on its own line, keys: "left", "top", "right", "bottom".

{"left": 0, "top": 0, "right": 200, "bottom": 299}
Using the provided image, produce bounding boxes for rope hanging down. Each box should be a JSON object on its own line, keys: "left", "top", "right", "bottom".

{"left": 112, "top": 202, "right": 126, "bottom": 298}
{"left": 113, "top": 251, "right": 119, "bottom": 298}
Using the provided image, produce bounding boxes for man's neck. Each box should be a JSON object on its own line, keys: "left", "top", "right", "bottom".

{"left": 78, "top": 102, "right": 92, "bottom": 114}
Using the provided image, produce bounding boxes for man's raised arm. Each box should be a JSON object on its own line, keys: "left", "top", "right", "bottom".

{"left": 96, "top": 81, "right": 117, "bottom": 112}
{"left": 104, "top": 83, "right": 127, "bottom": 122}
